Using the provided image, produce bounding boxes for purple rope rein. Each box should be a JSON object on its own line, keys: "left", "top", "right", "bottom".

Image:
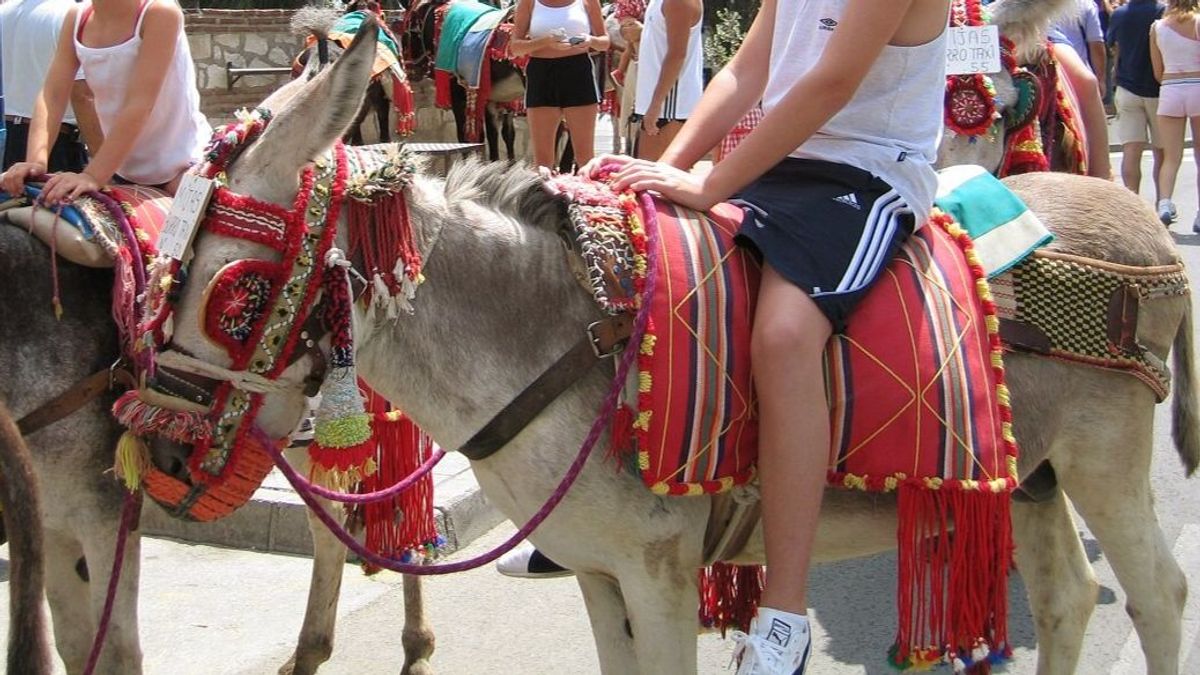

{"left": 295, "top": 448, "right": 446, "bottom": 504}
{"left": 262, "top": 192, "right": 662, "bottom": 574}
{"left": 82, "top": 489, "right": 140, "bottom": 675}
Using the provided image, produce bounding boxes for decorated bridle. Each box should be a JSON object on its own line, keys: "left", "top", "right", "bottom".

{"left": 113, "top": 109, "right": 423, "bottom": 520}
{"left": 942, "top": 0, "right": 1055, "bottom": 176}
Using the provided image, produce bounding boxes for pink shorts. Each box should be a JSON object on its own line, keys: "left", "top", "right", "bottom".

{"left": 1158, "top": 79, "right": 1200, "bottom": 118}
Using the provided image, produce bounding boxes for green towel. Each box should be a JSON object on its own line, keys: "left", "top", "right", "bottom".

{"left": 332, "top": 10, "right": 401, "bottom": 60}
{"left": 434, "top": 1, "right": 499, "bottom": 74}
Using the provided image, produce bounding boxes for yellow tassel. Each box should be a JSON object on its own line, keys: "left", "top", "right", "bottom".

{"left": 53, "top": 298, "right": 63, "bottom": 320}
{"left": 113, "top": 432, "right": 150, "bottom": 491}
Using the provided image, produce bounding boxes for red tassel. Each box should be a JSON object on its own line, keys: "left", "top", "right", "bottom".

{"left": 356, "top": 386, "right": 438, "bottom": 574}
{"left": 892, "top": 484, "right": 1012, "bottom": 668}
{"left": 606, "top": 404, "right": 634, "bottom": 463}
{"left": 392, "top": 76, "right": 417, "bottom": 136}
{"left": 698, "top": 562, "right": 764, "bottom": 635}
{"left": 435, "top": 70, "right": 452, "bottom": 110}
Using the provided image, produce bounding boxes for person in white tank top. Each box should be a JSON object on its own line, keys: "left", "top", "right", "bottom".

{"left": 588, "top": 1, "right": 953, "bottom": 673}
{"left": 0, "top": 0, "right": 211, "bottom": 203}
{"left": 630, "top": 0, "right": 702, "bottom": 160}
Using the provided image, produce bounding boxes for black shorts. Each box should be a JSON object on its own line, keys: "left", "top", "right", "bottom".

{"left": 3, "top": 121, "right": 87, "bottom": 173}
{"left": 734, "top": 158, "right": 916, "bottom": 332}
{"left": 524, "top": 54, "right": 600, "bottom": 109}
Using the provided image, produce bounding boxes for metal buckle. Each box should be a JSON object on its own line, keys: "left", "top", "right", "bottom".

{"left": 587, "top": 320, "right": 624, "bottom": 359}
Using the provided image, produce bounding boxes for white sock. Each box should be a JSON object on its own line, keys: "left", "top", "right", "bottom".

{"left": 753, "top": 607, "right": 810, "bottom": 649}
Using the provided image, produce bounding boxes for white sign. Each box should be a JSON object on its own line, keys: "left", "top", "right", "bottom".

{"left": 158, "top": 174, "right": 216, "bottom": 261}
{"left": 945, "top": 25, "right": 1002, "bottom": 75}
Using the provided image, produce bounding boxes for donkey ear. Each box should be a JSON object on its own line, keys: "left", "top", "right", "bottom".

{"left": 231, "top": 16, "right": 379, "bottom": 187}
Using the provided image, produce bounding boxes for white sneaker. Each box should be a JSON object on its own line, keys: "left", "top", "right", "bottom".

{"left": 494, "top": 542, "right": 573, "bottom": 579}
{"left": 1158, "top": 199, "right": 1178, "bottom": 225}
{"left": 731, "top": 609, "right": 812, "bottom": 675}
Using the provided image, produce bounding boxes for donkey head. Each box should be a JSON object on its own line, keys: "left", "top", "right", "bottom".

{"left": 144, "top": 16, "right": 381, "bottom": 488}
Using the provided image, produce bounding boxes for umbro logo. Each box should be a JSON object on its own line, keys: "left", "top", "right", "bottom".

{"left": 819, "top": 17, "right": 838, "bottom": 31}
{"left": 833, "top": 192, "right": 861, "bottom": 209}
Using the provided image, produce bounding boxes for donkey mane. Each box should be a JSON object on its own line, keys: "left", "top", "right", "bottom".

{"left": 291, "top": 6, "right": 343, "bottom": 40}
{"left": 443, "top": 159, "right": 569, "bottom": 233}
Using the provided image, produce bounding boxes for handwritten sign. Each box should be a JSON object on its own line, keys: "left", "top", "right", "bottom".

{"left": 158, "top": 174, "right": 215, "bottom": 261}
{"left": 945, "top": 25, "right": 1001, "bottom": 75}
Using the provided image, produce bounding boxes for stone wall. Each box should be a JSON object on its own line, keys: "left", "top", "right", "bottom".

{"left": 184, "top": 9, "right": 298, "bottom": 123}
{"left": 184, "top": 8, "right": 533, "bottom": 160}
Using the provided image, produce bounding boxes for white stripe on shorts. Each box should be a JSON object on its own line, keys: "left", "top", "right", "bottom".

{"left": 822, "top": 188, "right": 909, "bottom": 296}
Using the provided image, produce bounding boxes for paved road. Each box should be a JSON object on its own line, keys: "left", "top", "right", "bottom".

{"left": 2, "top": 151, "right": 1200, "bottom": 673}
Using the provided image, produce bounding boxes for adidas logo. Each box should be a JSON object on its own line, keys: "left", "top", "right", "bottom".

{"left": 833, "top": 192, "right": 861, "bottom": 209}
{"left": 765, "top": 618, "right": 793, "bottom": 647}
{"left": 819, "top": 17, "right": 838, "bottom": 31}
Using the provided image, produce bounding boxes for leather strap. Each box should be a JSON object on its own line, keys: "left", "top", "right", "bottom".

{"left": 17, "top": 367, "right": 135, "bottom": 436}
{"left": 459, "top": 314, "right": 633, "bottom": 461}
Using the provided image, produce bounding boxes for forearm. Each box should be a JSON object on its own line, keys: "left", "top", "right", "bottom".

{"left": 26, "top": 83, "right": 72, "bottom": 167}
{"left": 645, "top": 52, "right": 686, "bottom": 115}
{"left": 660, "top": 65, "right": 763, "bottom": 169}
{"left": 1090, "top": 43, "right": 1107, "bottom": 92}
{"left": 70, "top": 81, "right": 104, "bottom": 156}
{"left": 81, "top": 101, "right": 154, "bottom": 184}
{"left": 510, "top": 34, "right": 552, "bottom": 56}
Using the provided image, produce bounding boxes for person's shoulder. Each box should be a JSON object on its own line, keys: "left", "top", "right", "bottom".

{"left": 142, "top": 0, "right": 184, "bottom": 26}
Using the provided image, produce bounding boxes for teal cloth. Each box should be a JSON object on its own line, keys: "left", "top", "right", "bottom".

{"left": 933, "top": 165, "right": 1054, "bottom": 278}
{"left": 332, "top": 11, "right": 401, "bottom": 59}
{"left": 435, "top": 1, "right": 499, "bottom": 74}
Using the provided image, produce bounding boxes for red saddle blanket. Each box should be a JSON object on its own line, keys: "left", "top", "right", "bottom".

{"left": 621, "top": 196, "right": 1017, "bottom": 669}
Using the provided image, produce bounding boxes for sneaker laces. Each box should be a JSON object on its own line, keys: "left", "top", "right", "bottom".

{"left": 729, "top": 630, "right": 788, "bottom": 673}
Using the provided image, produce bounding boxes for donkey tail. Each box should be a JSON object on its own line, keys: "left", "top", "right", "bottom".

{"left": 0, "top": 401, "right": 51, "bottom": 675}
{"left": 1172, "top": 303, "right": 1200, "bottom": 476}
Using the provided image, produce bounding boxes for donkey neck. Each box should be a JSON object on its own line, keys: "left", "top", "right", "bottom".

{"left": 352, "top": 175, "right": 602, "bottom": 450}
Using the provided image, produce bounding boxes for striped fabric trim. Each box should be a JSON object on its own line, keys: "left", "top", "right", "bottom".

{"left": 826, "top": 189, "right": 908, "bottom": 295}
{"left": 1161, "top": 77, "right": 1200, "bottom": 86}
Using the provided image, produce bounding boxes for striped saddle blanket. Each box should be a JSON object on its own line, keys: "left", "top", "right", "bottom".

{"left": 554, "top": 179, "right": 1021, "bottom": 668}
{"left": 623, "top": 198, "right": 1017, "bottom": 500}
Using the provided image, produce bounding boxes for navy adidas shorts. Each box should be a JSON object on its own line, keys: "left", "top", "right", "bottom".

{"left": 734, "top": 158, "right": 916, "bottom": 333}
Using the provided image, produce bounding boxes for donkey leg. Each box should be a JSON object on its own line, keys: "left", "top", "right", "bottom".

{"left": 1056, "top": 432, "right": 1187, "bottom": 674}
{"left": 279, "top": 495, "right": 347, "bottom": 675}
{"left": 1011, "top": 490, "right": 1097, "bottom": 675}
{"left": 576, "top": 571, "right": 640, "bottom": 675}
{"left": 620, "top": 566, "right": 700, "bottom": 674}
{"left": 400, "top": 574, "right": 435, "bottom": 675}
{"left": 44, "top": 529, "right": 93, "bottom": 673}
{"left": 80, "top": 522, "right": 143, "bottom": 675}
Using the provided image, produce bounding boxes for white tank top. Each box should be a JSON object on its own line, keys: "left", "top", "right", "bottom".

{"left": 74, "top": 0, "right": 211, "bottom": 185}
{"left": 1154, "top": 19, "right": 1200, "bottom": 74}
{"left": 764, "top": 0, "right": 948, "bottom": 226}
{"left": 634, "top": 0, "right": 703, "bottom": 119}
{"left": 528, "top": 0, "right": 591, "bottom": 40}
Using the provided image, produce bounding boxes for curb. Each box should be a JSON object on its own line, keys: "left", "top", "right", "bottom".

{"left": 140, "top": 478, "right": 504, "bottom": 558}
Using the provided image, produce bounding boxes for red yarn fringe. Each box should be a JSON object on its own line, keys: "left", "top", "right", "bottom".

{"left": 435, "top": 69, "right": 453, "bottom": 110}
{"left": 357, "top": 386, "right": 439, "bottom": 573}
{"left": 392, "top": 76, "right": 417, "bottom": 136}
{"left": 698, "top": 562, "right": 764, "bottom": 635}
{"left": 891, "top": 485, "right": 1013, "bottom": 669}
{"left": 346, "top": 190, "right": 421, "bottom": 305}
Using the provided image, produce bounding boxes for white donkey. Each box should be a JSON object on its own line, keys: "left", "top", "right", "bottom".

{"left": 139, "top": 20, "right": 1198, "bottom": 675}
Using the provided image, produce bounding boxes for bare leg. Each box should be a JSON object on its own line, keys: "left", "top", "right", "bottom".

{"left": 1191, "top": 115, "right": 1200, "bottom": 221}
{"left": 1121, "top": 142, "right": 1146, "bottom": 194}
{"left": 1157, "top": 115, "right": 1186, "bottom": 206}
{"left": 1153, "top": 146, "right": 1166, "bottom": 203}
{"left": 527, "top": 107, "right": 563, "bottom": 169}
{"left": 754, "top": 265, "right": 832, "bottom": 613}
{"left": 562, "top": 103, "right": 599, "bottom": 169}
{"left": 635, "top": 120, "right": 683, "bottom": 162}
